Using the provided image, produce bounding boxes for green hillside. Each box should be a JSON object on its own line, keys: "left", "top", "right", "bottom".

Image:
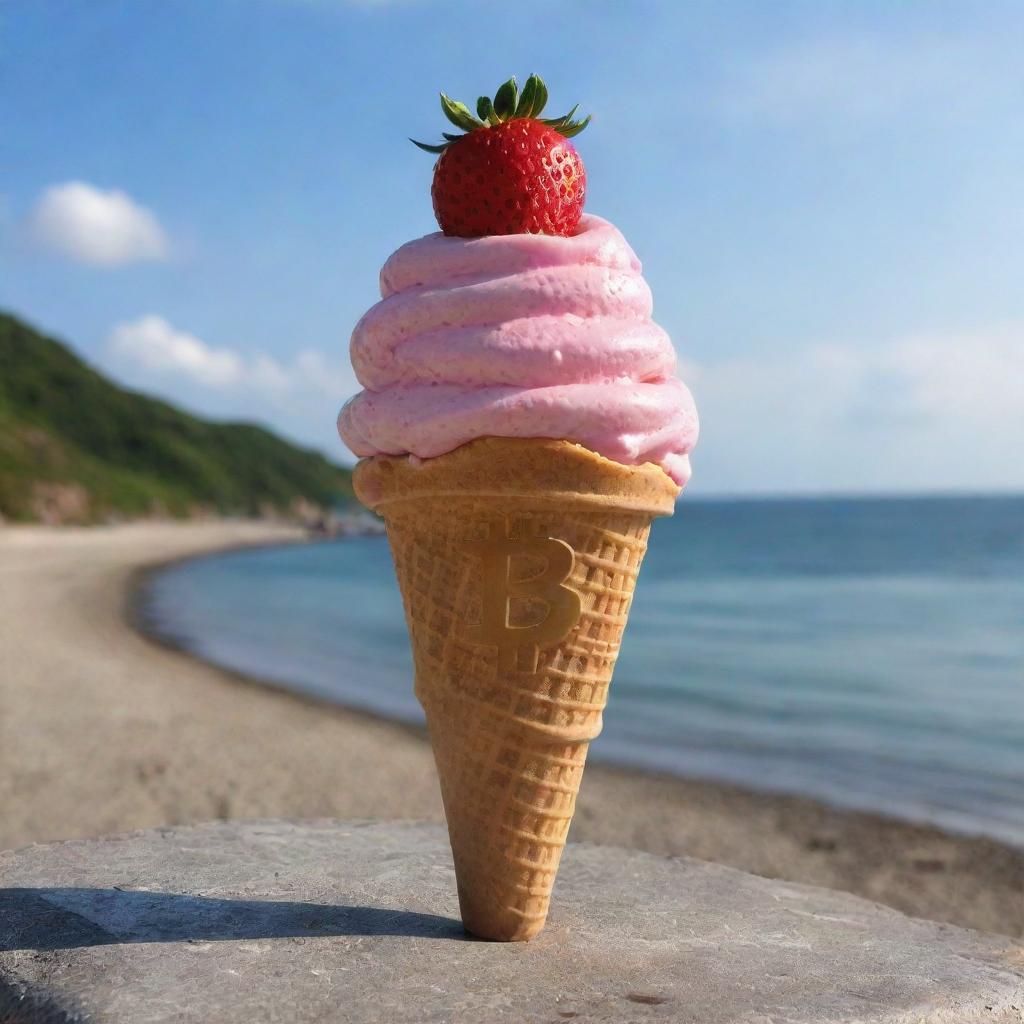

{"left": 0, "top": 311, "right": 352, "bottom": 523}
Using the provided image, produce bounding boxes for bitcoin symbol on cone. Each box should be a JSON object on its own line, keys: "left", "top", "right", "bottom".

{"left": 466, "top": 526, "right": 582, "bottom": 672}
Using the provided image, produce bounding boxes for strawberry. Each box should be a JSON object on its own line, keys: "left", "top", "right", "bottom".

{"left": 412, "top": 74, "right": 590, "bottom": 238}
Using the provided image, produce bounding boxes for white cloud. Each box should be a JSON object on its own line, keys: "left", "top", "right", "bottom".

{"left": 109, "top": 316, "right": 243, "bottom": 388}
{"left": 106, "top": 315, "right": 357, "bottom": 455}
{"left": 688, "top": 326, "right": 1024, "bottom": 495}
{"left": 108, "top": 314, "right": 353, "bottom": 398}
{"left": 27, "top": 182, "right": 169, "bottom": 266}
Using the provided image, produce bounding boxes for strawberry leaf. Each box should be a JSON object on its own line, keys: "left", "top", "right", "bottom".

{"left": 477, "top": 96, "right": 499, "bottom": 125}
{"left": 541, "top": 104, "right": 578, "bottom": 129}
{"left": 558, "top": 116, "right": 591, "bottom": 139}
{"left": 440, "top": 93, "right": 483, "bottom": 133}
{"left": 410, "top": 138, "right": 449, "bottom": 154}
{"left": 516, "top": 74, "right": 546, "bottom": 118}
{"left": 532, "top": 75, "right": 549, "bottom": 117}
{"left": 492, "top": 77, "right": 518, "bottom": 120}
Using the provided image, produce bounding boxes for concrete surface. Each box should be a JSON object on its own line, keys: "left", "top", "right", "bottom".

{"left": 0, "top": 820, "right": 1021, "bottom": 1023}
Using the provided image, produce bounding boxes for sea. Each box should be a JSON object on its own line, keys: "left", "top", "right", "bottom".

{"left": 140, "top": 496, "right": 1024, "bottom": 846}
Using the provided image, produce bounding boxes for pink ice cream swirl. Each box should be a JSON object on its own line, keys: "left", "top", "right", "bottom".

{"left": 338, "top": 214, "right": 699, "bottom": 488}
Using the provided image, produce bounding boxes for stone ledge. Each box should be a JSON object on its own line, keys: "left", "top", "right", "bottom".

{"left": 1, "top": 820, "right": 1022, "bottom": 1023}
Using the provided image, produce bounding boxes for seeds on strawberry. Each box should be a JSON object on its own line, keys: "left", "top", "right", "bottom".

{"left": 411, "top": 74, "right": 590, "bottom": 239}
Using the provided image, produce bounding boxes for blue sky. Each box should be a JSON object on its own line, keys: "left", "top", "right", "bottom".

{"left": 3, "top": 0, "right": 1023, "bottom": 495}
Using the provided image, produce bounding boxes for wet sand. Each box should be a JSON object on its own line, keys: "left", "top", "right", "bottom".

{"left": 1, "top": 521, "right": 1020, "bottom": 938}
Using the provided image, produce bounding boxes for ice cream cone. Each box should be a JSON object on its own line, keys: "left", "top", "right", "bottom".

{"left": 354, "top": 436, "right": 677, "bottom": 940}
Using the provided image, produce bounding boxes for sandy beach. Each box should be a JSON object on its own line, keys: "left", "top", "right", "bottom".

{"left": 1, "top": 521, "right": 1021, "bottom": 939}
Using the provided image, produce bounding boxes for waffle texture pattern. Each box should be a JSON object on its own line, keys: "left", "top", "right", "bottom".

{"left": 355, "top": 437, "right": 677, "bottom": 940}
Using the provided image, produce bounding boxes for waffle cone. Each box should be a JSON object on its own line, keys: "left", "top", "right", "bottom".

{"left": 354, "top": 437, "right": 677, "bottom": 940}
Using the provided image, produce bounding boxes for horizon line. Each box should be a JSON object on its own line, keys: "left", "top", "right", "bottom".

{"left": 681, "top": 487, "right": 1024, "bottom": 503}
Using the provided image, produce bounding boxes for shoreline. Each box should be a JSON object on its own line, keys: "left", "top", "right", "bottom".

{"left": 125, "top": 540, "right": 434, "bottom": 752}
{"left": 131, "top": 542, "right": 1021, "bottom": 850}
{"left": 1, "top": 521, "right": 1021, "bottom": 939}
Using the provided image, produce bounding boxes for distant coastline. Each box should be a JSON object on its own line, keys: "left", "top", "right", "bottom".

{"left": 681, "top": 489, "right": 1024, "bottom": 504}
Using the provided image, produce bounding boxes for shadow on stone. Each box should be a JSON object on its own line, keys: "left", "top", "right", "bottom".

{"left": 0, "top": 888, "right": 465, "bottom": 952}
{"left": 0, "top": 978, "right": 84, "bottom": 1024}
